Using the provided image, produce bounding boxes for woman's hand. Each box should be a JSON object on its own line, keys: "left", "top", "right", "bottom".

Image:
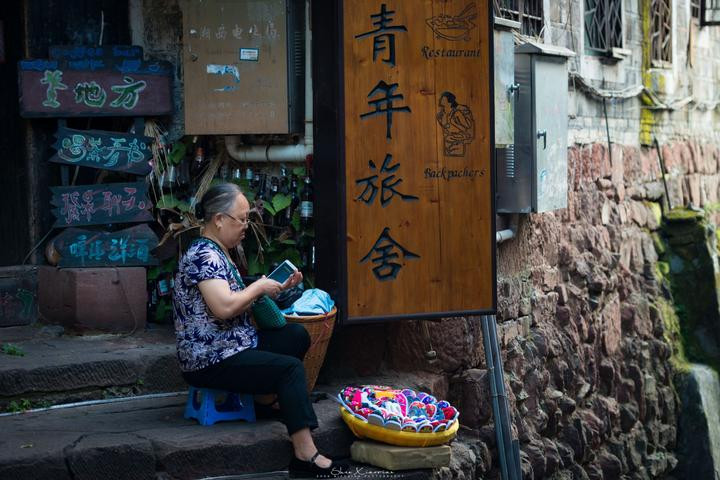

{"left": 281, "top": 270, "right": 303, "bottom": 291}
{"left": 253, "top": 276, "right": 284, "bottom": 298}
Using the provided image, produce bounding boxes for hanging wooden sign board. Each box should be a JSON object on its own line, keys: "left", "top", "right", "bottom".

{"left": 315, "top": 0, "right": 496, "bottom": 323}
{"left": 52, "top": 224, "right": 159, "bottom": 267}
{"left": 18, "top": 44, "right": 173, "bottom": 117}
{"left": 50, "top": 181, "right": 153, "bottom": 228}
{"left": 50, "top": 126, "right": 153, "bottom": 175}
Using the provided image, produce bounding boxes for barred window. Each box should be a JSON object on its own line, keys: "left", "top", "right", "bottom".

{"left": 584, "top": 0, "right": 623, "bottom": 54}
{"left": 691, "top": 0, "right": 700, "bottom": 18}
{"left": 651, "top": 0, "right": 672, "bottom": 64}
{"left": 494, "top": 0, "right": 544, "bottom": 38}
{"left": 700, "top": 0, "right": 720, "bottom": 26}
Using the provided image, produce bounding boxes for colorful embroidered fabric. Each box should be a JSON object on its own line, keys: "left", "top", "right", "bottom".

{"left": 337, "top": 385, "right": 459, "bottom": 433}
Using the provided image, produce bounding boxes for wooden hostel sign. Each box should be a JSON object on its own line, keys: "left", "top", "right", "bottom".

{"left": 18, "top": 45, "right": 172, "bottom": 117}
{"left": 343, "top": 1, "right": 495, "bottom": 320}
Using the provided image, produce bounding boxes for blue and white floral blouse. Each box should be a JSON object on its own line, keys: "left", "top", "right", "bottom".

{"left": 172, "top": 238, "right": 258, "bottom": 372}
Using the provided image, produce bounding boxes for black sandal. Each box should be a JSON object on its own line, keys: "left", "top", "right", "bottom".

{"left": 288, "top": 451, "right": 346, "bottom": 478}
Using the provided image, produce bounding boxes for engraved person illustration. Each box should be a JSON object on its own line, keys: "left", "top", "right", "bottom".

{"left": 436, "top": 91, "right": 475, "bottom": 157}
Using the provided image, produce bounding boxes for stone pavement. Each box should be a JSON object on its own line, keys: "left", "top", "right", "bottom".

{"left": 0, "top": 393, "right": 330, "bottom": 479}
{"left": 0, "top": 325, "right": 436, "bottom": 479}
{"left": 0, "top": 324, "right": 184, "bottom": 409}
{"left": 0, "top": 393, "right": 432, "bottom": 479}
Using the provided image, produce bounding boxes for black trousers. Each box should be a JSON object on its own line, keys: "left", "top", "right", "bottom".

{"left": 182, "top": 323, "right": 318, "bottom": 435}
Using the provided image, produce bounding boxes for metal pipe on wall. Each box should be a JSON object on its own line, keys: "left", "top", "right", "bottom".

{"left": 481, "top": 314, "right": 522, "bottom": 480}
{"left": 481, "top": 314, "right": 510, "bottom": 480}
{"left": 496, "top": 213, "right": 519, "bottom": 243}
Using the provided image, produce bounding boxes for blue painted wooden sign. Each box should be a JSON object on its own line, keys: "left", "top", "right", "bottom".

{"left": 53, "top": 224, "right": 159, "bottom": 267}
{"left": 50, "top": 181, "right": 153, "bottom": 227}
{"left": 50, "top": 126, "right": 153, "bottom": 175}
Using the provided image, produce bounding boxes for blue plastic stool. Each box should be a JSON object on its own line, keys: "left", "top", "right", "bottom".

{"left": 184, "top": 387, "right": 256, "bottom": 426}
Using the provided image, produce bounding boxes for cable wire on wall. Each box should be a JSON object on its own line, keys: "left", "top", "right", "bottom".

{"left": 568, "top": 71, "right": 719, "bottom": 112}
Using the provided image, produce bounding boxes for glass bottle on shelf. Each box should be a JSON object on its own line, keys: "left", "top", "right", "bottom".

{"left": 190, "top": 147, "right": 205, "bottom": 191}
{"left": 279, "top": 166, "right": 290, "bottom": 195}
{"left": 252, "top": 170, "right": 262, "bottom": 193}
{"left": 219, "top": 163, "right": 229, "bottom": 181}
{"left": 300, "top": 175, "right": 313, "bottom": 229}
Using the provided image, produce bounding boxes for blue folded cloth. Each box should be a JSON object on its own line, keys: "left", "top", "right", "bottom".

{"left": 282, "top": 288, "right": 335, "bottom": 316}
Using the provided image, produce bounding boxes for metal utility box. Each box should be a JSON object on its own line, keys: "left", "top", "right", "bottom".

{"left": 181, "top": 0, "right": 305, "bottom": 135}
{"left": 496, "top": 41, "right": 574, "bottom": 213}
{"left": 493, "top": 18, "right": 520, "bottom": 147}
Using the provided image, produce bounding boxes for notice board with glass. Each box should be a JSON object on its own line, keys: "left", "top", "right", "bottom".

{"left": 313, "top": 0, "right": 496, "bottom": 323}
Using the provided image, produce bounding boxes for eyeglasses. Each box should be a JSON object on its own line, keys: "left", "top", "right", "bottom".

{"left": 223, "top": 212, "right": 249, "bottom": 225}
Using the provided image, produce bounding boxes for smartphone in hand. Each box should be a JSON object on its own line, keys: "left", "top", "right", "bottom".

{"left": 267, "top": 260, "right": 298, "bottom": 284}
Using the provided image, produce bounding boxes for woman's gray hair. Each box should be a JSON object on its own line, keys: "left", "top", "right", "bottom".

{"left": 195, "top": 183, "right": 243, "bottom": 222}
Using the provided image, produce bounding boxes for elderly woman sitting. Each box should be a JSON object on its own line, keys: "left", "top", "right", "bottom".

{"left": 172, "top": 183, "right": 341, "bottom": 478}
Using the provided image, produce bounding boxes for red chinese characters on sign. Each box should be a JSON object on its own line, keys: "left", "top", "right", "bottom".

{"left": 51, "top": 182, "right": 152, "bottom": 228}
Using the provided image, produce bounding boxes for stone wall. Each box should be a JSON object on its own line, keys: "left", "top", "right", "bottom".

{"left": 341, "top": 140, "right": 711, "bottom": 479}
{"left": 488, "top": 141, "right": 682, "bottom": 479}
{"left": 324, "top": 139, "right": 720, "bottom": 479}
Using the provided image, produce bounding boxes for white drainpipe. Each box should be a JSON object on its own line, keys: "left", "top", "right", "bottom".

{"left": 496, "top": 213, "right": 519, "bottom": 244}
{"left": 225, "top": 0, "right": 313, "bottom": 163}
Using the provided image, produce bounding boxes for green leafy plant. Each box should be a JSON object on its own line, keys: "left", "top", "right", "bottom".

{"left": 167, "top": 142, "right": 187, "bottom": 165}
{"left": 156, "top": 194, "right": 192, "bottom": 213}
{"left": 7, "top": 399, "right": 32, "bottom": 412}
{"left": 148, "top": 259, "right": 178, "bottom": 323}
{"left": 1, "top": 343, "right": 25, "bottom": 357}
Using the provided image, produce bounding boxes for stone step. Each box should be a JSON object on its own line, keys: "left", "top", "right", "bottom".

{"left": 0, "top": 394, "right": 431, "bottom": 480}
{"left": 0, "top": 324, "right": 184, "bottom": 410}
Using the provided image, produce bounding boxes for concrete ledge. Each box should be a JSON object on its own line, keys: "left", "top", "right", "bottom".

{"left": 351, "top": 440, "right": 451, "bottom": 471}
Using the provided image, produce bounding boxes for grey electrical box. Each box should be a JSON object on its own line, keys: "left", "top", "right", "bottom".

{"left": 493, "top": 18, "right": 519, "bottom": 147}
{"left": 496, "top": 41, "right": 574, "bottom": 213}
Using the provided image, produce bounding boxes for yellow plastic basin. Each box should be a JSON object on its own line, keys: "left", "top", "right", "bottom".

{"left": 340, "top": 406, "right": 459, "bottom": 447}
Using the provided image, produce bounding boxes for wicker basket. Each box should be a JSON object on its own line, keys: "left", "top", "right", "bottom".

{"left": 284, "top": 307, "right": 337, "bottom": 392}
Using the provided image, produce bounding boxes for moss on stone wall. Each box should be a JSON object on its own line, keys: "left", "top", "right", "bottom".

{"left": 659, "top": 207, "right": 720, "bottom": 373}
{"left": 664, "top": 208, "right": 704, "bottom": 222}
{"left": 656, "top": 296, "right": 690, "bottom": 372}
{"left": 639, "top": 0, "right": 654, "bottom": 146}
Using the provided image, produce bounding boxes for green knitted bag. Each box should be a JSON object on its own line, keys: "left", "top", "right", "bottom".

{"left": 250, "top": 294, "right": 287, "bottom": 330}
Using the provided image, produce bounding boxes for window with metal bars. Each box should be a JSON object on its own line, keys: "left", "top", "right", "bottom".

{"left": 584, "top": 0, "right": 623, "bottom": 55}
{"left": 650, "top": 0, "right": 672, "bottom": 64}
{"left": 700, "top": 0, "right": 720, "bottom": 26}
{"left": 494, "top": 0, "right": 544, "bottom": 38}
{"left": 692, "top": 0, "right": 701, "bottom": 18}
